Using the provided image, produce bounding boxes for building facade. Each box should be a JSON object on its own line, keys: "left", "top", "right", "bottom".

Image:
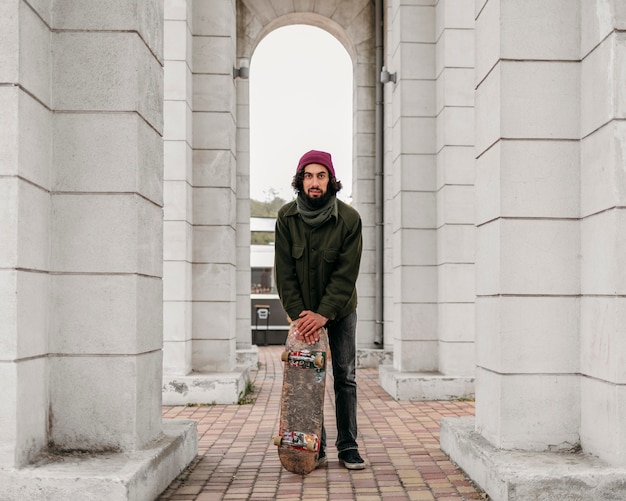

{"left": 2, "top": 0, "right": 625, "bottom": 499}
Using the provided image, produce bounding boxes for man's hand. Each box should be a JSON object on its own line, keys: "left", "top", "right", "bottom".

{"left": 295, "top": 310, "right": 328, "bottom": 345}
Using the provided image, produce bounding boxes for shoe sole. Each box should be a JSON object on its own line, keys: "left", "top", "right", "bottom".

{"left": 316, "top": 456, "right": 327, "bottom": 468}
{"left": 340, "top": 459, "right": 366, "bottom": 470}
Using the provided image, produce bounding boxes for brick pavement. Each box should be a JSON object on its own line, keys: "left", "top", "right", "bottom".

{"left": 158, "top": 346, "right": 486, "bottom": 500}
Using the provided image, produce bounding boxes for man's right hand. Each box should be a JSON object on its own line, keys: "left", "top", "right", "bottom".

{"left": 294, "top": 310, "right": 327, "bottom": 345}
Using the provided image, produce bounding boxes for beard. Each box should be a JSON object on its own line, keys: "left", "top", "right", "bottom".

{"left": 303, "top": 189, "right": 333, "bottom": 208}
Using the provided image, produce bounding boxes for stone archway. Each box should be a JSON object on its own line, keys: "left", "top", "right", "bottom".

{"left": 234, "top": 0, "right": 379, "bottom": 351}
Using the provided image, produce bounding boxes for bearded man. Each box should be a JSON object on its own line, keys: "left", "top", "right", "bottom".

{"left": 274, "top": 149, "right": 365, "bottom": 470}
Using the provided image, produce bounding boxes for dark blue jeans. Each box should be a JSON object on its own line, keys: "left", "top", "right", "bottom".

{"left": 321, "top": 310, "right": 359, "bottom": 454}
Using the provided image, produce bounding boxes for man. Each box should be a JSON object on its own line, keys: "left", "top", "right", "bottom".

{"left": 274, "top": 149, "right": 366, "bottom": 470}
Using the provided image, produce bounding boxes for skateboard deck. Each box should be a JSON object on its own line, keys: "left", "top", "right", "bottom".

{"left": 274, "top": 324, "right": 329, "bottom": 474}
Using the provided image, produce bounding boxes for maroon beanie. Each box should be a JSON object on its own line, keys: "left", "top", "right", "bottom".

{"left": 296, "top": 150, "right": 336, "bottom": 179}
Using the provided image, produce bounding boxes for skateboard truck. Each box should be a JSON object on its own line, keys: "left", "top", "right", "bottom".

{"left": 274, "top": 431, "right": 320, "bottom": 452}
{"left": 281, "top": 350, "right": 326, "bottom": 370}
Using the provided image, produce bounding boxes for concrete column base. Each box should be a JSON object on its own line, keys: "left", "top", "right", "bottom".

{"left": 162, "top": 369, "right": 250, "bottom": 405}
{"left": 379, "top": 365, "right": 474, "bottom": 400}
{"left": 441, "top": 417, "right": 626, "bottom": 501}
{"left": 236, "top": 346, "right": 259, "bottom": 368}
{"left": 357, "top": 348, "right": 393, "bottom": 368}
{"left": 0, "top": 419, "right": 196, "bottom": 501}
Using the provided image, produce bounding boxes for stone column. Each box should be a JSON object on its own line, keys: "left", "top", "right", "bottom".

{"left": 434, "top": 0, "right": 475, "bottom": 377}
{"left": 162, "top": 0, "right": 249, "bottom": 405}
{"left": 1, "top": 1, "right": 195, "bottom": 498}
{"left": 379, "top": 0, "right": 474, "bottom": 400}
{"left": 579, "top": 1, "right": 626, "bottom": 467}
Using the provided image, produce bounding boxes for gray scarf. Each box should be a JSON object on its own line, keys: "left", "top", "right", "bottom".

{"left": 296, "top": 194, "right": 336, "bottom": 227}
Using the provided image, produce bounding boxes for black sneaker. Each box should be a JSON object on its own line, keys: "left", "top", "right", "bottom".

{"left": 316, "top": 450, "right": 327, "bottom": 468}
{"left": 338, "top": 449, "right": 366, "bottom": 470}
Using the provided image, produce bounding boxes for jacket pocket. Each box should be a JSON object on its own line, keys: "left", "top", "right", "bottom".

{"left": 292, "top": 245, "right": 304, "bottom": 280}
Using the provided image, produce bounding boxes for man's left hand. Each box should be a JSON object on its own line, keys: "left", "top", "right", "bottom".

{"left": 295, "top": 310, "right": 328, "bottom": 345}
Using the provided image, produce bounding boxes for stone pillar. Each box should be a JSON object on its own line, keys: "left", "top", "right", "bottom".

{"left": 163, "top": 0, "right": 194, "bottom": 376}
{"left": 162, "top": 0, "right": 249, "bottom": 405}
{"left": 472, "top": 0, "right": 581, "bottom": 453}
{"left": 379, "top": 0, "right": 474, "bottom": 400}
{"left": 579, "top": 1, "right": 626, "bottom": 467}
{"left": 1, "top": 1, "right": 195, "bottom": 498}
{"left": 434, "top": 0, "right": 475, "bottom": 377}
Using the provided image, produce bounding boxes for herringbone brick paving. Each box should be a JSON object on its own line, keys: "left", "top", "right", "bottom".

{"left": 158, "top": 345, "right": 486, "bottom": 500}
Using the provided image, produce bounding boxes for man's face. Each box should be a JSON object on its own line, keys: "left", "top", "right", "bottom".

{"left": 302, "top": 163, "right": 330, "bottom": 200}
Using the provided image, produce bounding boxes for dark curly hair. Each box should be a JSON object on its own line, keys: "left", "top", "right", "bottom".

{"left": 291, "top": 168, "right": 343, "bottom": 195}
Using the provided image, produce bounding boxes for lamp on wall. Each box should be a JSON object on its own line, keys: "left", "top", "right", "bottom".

{"left": 380, "top": 66, "right": 397, "bottom": 84}
{"left": 233, "top": 66, "right": 250, "bottom": 79}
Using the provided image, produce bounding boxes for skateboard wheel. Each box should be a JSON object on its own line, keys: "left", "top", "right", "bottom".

{"left": 280, "top": 351, "right": 289, "bottom": 362}
{"left": 306, "top": 440, "right": 316, "bottom": 452}
{"left": 313, "top": 354, "right": 324, "bottom": 368}
{"left": 274, "top": 436, "right": 283, "bottom": 446}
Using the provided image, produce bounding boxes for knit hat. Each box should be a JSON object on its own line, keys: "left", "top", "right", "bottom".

{"left": 296, "top": 150, "right": 336, "bottom": 179}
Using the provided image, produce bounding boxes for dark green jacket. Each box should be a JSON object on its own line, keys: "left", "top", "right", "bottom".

{"left": 274, "top": 198, "right": 362, "bottom": 322}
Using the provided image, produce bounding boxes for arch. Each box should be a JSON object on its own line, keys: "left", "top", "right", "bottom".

{"left": 235, "top": 0, "right": 379, "bottom": 348}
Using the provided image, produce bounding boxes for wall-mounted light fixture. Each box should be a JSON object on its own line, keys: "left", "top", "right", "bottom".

{"left": 380, "top": 66, "right": 397, "bottom": 84}
{"left": 233, "top": 66, "right": 249, "bottom": 79}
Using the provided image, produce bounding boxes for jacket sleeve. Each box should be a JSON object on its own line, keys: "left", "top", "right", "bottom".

{"left": 316, "top": 216, "right": 362, "bottom": 321}
{"left": 274, "top": 210, "right": 305, "bottom": 321}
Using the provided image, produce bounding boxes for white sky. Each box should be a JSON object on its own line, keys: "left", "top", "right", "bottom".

{"left": 249, "top": 25, "right": 353, "bottom": 203}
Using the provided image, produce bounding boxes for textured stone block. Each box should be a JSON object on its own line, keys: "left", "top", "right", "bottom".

{"left": 436, "top": 145, "right": 474, "bottom": 187}
{"left": 581, "top": 0, "right": 626, "bottom": 56}
{"left": 192, "top": 301, "right": 237, "bottom": 340}
{"left": 581, "top": 122, "right": 626, "bottom": 217}
{"left": 49, "top": 352, "right": 162, "bottom": 451}
{"left": 192, "top": 36, "right": 234, "bottom": 74}
{"left": 438, "top": 223, "right": 475, "bottom": 264}
{"left": 163, "top": 301, "right": 192, "bottom": 343}
{"left": 438, "top": 302, "right": 474, "bottom": 342}
{"left": 164, "top": 100, "right": 192, "bottom": 142}
{"left": 394, "top": 339, "right": 438, "bottom": 372}
{"left": 392, "top": 153, "right": 436, "bottom": 193}
{"left": 192, "top": 225, "right": 236, "bottom": 264}
{"left": 393, "top": 191, "right": 436, "bottom": 229}
{"left": 580, "top": 296, "right": 626, "bottom": 384}
{"left": 192, "top": 339, "right": 236, "bottom": 372}
{"left": 164, "top": 19, "right": 189, "bottom": 61}
{"left": 438, "top": 263, "right": 475, "bottom": 303}
{"left": 0, "top": 270, "right": 49, "bottom": 360}
{"left": 52, "top": 0, "right": 163, "bottom": 61}
{"left": 50, "top": 275, "right": 162, "bottom": 354}
{"left": 164, "top": 180, "right": 192, "bottom": 221}
{"left": 192, "top": 187, "right": 236, "bottom": 225}
{"left": 436, "top": 106, "right": 474, "bottom": 151}
{"left": 0, "top": 88, "right": 52, "bottom": 188}
{"left": 164, "top": 140, "right": 192, "bottom": 181}
{"left": 193, "top": 112, "right": 235, "bottom": 149}
{"left": 0, "top": 178, "right": 50, "bottom": 270}
{"left": 53, "top": 32, "right": 163, "bottom": 131}
{"left": 193, "top": 0, "right": 235, "bottom": 37}
{"left": 439, "top": 340, "right": 475, "bottom": 375}
{"left": 395, "top": 265, "right": 438, "bottom": 303}
{"left": 54, "top": 113, "right": 162, "bottom": 204}
{"left": 476, "top": 219, "right": 579, "bottom": 296}
{"left": 192, "top": 263, "right": 236, "bottom": 302}
{"left": 581, "top": 377, "right": 626, "bottom": 466}
{"left": 396, "top": 303, "right": 438, "bottom": 341}
{"left": 51, "top": 194, "right": 162, "bottom": 275}
{"left": 436, "top": 67, "right": 473, "bottom": 111}
{"left": 501, "top": 61, "right": 580, "bottom": 139}
{"left": 163, "top": 261, "right": 192, "bottom": 301}
{"left": 396, "top": 116, "right": 436, "bottom": 154}
{"left": 500, "top": 0, "right": 579, "bottom": 61}
{"left": 163, "top": 220, "right": 192, "bottom": 261}
{"left": 436, "top": 0, "right": 474, "bottom": 35}
{"left": 581, "top": 209, "right": 626, "bottom": 295}
{"left": 163, "top": 339, "right": 192, "bottom": 375}
{"left": 436, "top": 28, "right": 474, "bottom": 75}
{"left": 393, "top": 229, "right": 436, "bottom": 267}
{"left": 193, "top": 74, "right": 235, "bottom": 113}
{"left": 398, "top": 5, "right": 434, "bottom": 43}
{"left": 0, "top": 359, "right": 47, "bottom": 467}
{"left": 476, "top": 296, "right": 579, "bottom": 374}
{"left": 397, "top": 42, "right": 435, "bottom": 80}
{"left": 436, "top": 184, "right": 474, "bottom": 226}
{"left": 476, "top": 369, "right": 580, "bottom": 451}
{"left": 165, "top": 60, "right": 191, "bottom": 101}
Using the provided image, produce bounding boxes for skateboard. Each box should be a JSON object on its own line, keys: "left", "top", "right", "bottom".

{"left": 274, "top": 324, "right": 329, "bottom": 474}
